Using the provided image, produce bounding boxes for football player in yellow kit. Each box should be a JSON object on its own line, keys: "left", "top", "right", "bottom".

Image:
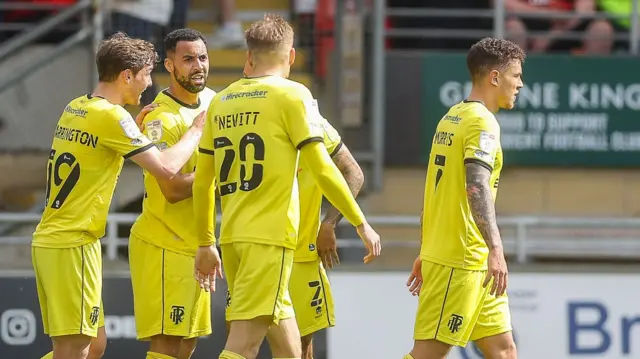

{"left": 32, "top": 33, "right": 205, "bottom": 359}
{"left": 129, "top": 29, "right": 215, "bottom": 359}
{"left": 193, "top": 14, "right": 381, "bottom": 359}
{"left": 403, "top": 37, "right": 525, "bottom": 359}
{"left": 240, "top": 61, "right": 365, "bottom": 359}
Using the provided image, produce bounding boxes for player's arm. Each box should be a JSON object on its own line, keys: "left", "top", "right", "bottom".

{"left": 129, "top": 111, "right": 205, "bottom": 180}
{"left": 465, "top": 163, "right": 501, "bottom": 249}
{"left": 321, "top": 143, "right": 364, "bottom": 227}
{"left": 193, "top": 112, "right": 217, "bottom": 247}
{"left": 300, "top": 142, "right": 364, "bottom": 226}
{"left": 141, "top": 112, "right": 195, "bottom": 203}
{"left": 284, "top": 87, "right": 380, "bottom": 261}
{"left": 283, "top": 90, "right": 365, "bottom": 227}
{"left": 101, "top": 109, "right": 199, "bottom": 181}
{"left": 463, "top": 117, "right": 502, "bottom": 251}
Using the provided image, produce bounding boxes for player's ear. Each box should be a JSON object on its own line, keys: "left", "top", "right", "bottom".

{"left": 122, "top": 69, "right": 132, "bottom": 84}
{"left": 164, "top": 57, "right": 173, "bottom": 73}
{"left": 289, "top": 47, "right": 296, "bottom": 66}
{"left": 490, "top": 70, "right": 499, "bottom": 87}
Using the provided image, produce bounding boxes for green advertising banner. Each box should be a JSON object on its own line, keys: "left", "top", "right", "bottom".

{"left": 422, "top": 53, "right": 640, "bottom": 167}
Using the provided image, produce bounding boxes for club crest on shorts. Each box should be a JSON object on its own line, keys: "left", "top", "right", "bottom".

{"left": 146, "top": 120, "right": 163, "bottom": 142}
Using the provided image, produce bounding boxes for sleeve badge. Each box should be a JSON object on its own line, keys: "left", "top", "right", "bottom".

{"left": 146, "top": 120, "right": 163, "bottom": 143}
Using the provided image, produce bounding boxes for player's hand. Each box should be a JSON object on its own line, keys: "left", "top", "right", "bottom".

{"left": 194, "top": 245, "right": 223, "bottom": 292}
{"left": 317, "top": 222, "right": 340, "bottom": 270}
{"left": 356, "top": 221, "right": 381, "bottom": 264}
{"left": 406, "top": 256, "right": 422, "bottom": 296}
{"left": 191, "top": 111, "right": 206, "bottom": 131}
{"left": 134, "top": 103, "right": 158, "bottom": 132}
{"left": 484, "top": 247, "right": 508, "bottom": 297}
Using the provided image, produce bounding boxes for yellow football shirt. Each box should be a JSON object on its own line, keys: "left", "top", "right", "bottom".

{"left": 129, "top": 88, "right": 216, "bottom": 256}
{"left": 32, "top": 94, "right": 153, "bottom": 248}
{"left": 199, "top": 75, "right": 327, "bottom": 250}
{"left": 420, "top": 100, "right": 503, "bottom": 270}
{"left": 294, "top": 118, "right": 342, "bottom": 262}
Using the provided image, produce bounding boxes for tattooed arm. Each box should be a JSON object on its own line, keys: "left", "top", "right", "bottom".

{"left": 465, "top": 162, "right": 502, "bottom": 251}
{"left": 321, "top": 144, "right": 364, "bottom": 226}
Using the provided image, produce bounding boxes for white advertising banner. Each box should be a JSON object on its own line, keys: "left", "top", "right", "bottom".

{"left": 328, "top": 272, "right": 640, "bottom": 359}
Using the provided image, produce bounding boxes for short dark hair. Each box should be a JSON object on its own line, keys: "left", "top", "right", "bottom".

{"left": 96, "top": 32, "right": 159, "bottom": 82}
{"left": 466, "top": 37, "right": 526, "bottom": 81}
{"left": 164, "top": 28, "right": 207, "bottom": 56}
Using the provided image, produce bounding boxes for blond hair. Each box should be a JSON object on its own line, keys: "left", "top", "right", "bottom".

{"left": 245, "top": 14, "right": 294, "bottom": 56}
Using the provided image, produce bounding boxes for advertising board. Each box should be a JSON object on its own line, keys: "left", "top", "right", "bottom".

{"left": 329, "top": 272, "right": 640, "bottom": 359}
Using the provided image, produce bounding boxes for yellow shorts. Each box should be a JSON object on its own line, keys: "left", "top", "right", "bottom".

{"left": 221, "top": 242, "right": 294, "bottom": 323}
{"left": 32, "top": 240, "right": 104, "bottom": 338}
{"left": 290, "top": 260, "right": 335, "bottom": 337}
{"left": 414, "top": 260, "right": 512, "bottom": 347}
{"left": 129, "top": 235, "right": 212, "bottom": 340}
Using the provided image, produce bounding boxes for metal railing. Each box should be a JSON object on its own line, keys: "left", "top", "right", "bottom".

{"left": 0, "top": 0, "right": 102, "bottom": 94}
{"left": 377, "top": 0, "right": 640, "bottom": 53}
{"left": 4, "top": 212, "right": 640, "bottom": 264}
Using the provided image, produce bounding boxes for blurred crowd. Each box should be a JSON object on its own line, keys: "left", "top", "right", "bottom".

{"left": 0, "top": 0, "right": 636, "bottom": 55}
{"left": 390, "top": 0, "right": 634, "bottom": 55}
{"left": 0, "top": 0, "right": 245, "bottom": 49}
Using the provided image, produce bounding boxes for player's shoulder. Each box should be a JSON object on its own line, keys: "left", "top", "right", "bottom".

{"left": 75, "top": 94, "right": 124, "bottom": 120}
{"left": 459, "top": 101, "right": 497, "bottom": 122}
{"left": 451, "top": 101, "right": 499, "bottom": 132}
{"left": 86, "top": 97, "right": 132, "bottom": 129}
{"left": 145, "top": 101, "right": 180, "bottom": 125}
{"left": 270, "top": 77, "right": 313, "bottom": 99}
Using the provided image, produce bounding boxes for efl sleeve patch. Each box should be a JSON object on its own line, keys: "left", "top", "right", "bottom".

{"left": 303, "top": 99, "right": 325, "bottom": 137}
{"left": 119, "top": 115, "right": 143, "bottom": 139}
{"left": 479, "top": 131, "right": 496, "bottom": 153}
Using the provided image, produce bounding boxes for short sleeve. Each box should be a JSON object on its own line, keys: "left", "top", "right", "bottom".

{"left": 282, "top": 85, "right": 326, "bottom": 149}
{"left": 198, "top": 110, "right": 216, "bottom": 156}
{"left": 142, "top": 110, "right": 181, "bottom": 151}
{"left": 319, "top": 117, "right": 343, "bottom": 157}
{"left": 463, "top": 116, "right": 501, "bottom": 171}
{"left": 100, "top": 107, "right": 153, "bottom": 159}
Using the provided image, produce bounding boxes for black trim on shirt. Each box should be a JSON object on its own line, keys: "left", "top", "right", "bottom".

{"left": 245, "top": 74, "right": 274, "bottom": 79}
{"left": 296, "top": 136, "right": 324, "bottom": 150}
{"left": 463, "top": 99, "right": 492, "bottom": 113}
{"left": 124, "top": 143, "right": 155, "bottom": 159}
{"left": 87, "top": 94, "right": 105, "bottom": 100}
{"left": 199, "top": 147, "right": 215, "bottom": 156}
{"left": 464, "top": 158, "right": 493, "bottom": 172}
{"left": 162, "top": 89, "right": 200, "bottom": 109}
{"left": 330, "top": 141, "right": 344, "bottom": 158}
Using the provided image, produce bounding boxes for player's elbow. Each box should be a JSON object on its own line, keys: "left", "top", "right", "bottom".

{"left": 159, "top": 187, "right": 183, "bottom": 204}
{"left": 309, "top": 163, "right": 336, "bottom": 189}
{"left": 156, "top": 153, "right": 182, "bottom": 179}
{"left": 351, "top": 165, "right": 365, "bottom": 189}
{"left": 158, "top": 182, "right": 189, "bottom": 204}
{"left": 163, "top": 192, "right": 183, "bottom": 204}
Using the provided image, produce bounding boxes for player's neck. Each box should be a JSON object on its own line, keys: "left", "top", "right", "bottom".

{"left": 467, "top": 87, "right": 498, "bottom": 113}
{"left": 248, "top": 65, "right": 288, "bottom": 78}
{"left": 92, "top": 82, "right": 126, "bottom": 106}
{"left": 167, "top": 85, "right": 199, "bottom": 106}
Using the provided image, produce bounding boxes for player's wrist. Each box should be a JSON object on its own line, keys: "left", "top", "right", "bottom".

{"left": 355, "top": 220, "right": 368, "bottom": 231}
{"left": 320, "top": 220, "right": 337, "bottom": 229}
{"left": 489, "top": 244, "right": 504, "bottom": 254}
